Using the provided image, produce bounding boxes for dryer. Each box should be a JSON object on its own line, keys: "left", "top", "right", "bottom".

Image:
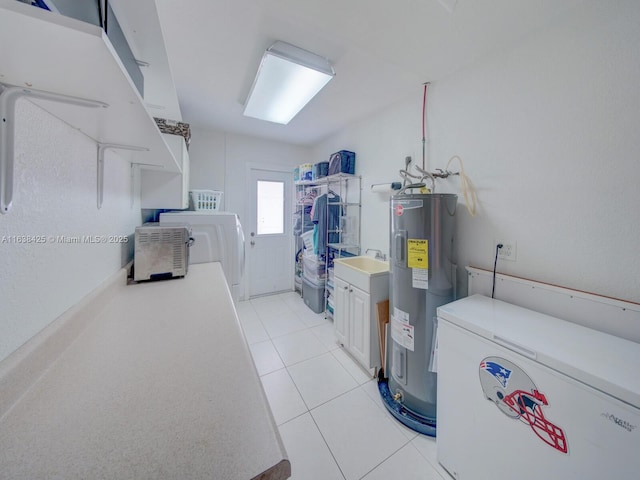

{"left": 159, "top": 211, "right": 245, "bottom": 302}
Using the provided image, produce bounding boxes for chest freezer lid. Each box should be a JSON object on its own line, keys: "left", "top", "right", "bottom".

{"left": 437, "top": 294, "right": 640, "bottom": 409}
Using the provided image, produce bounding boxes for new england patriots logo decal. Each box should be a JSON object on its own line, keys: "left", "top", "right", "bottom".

{"left": 480, "top": 360, "right": 512, "bottom": 388}
{"left": 479, "top": 356, "right": 568, "bottom": 454}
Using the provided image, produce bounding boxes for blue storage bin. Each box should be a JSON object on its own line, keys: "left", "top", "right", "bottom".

{"left": 328, "top": 150, "right": 355, "bottom": 175}
{"left": 313, "top": 161, "right": 329, "bottom": 180}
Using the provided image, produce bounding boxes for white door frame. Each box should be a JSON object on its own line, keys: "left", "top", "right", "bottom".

{"left": 244, "top": 162, "right": 294, "bottom": 299}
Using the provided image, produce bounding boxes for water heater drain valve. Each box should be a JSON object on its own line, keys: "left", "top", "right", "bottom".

{"left": 393, "top": 390, "right": 404, "bottom": 403}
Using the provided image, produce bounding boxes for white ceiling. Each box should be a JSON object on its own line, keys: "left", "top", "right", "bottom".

{"left": 154, "top": 0, "right": 584, "bottom": 146}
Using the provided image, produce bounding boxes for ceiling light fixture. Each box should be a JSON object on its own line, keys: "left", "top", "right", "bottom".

{"left": 243, "top": 41, "right": 335, "bottom": 125}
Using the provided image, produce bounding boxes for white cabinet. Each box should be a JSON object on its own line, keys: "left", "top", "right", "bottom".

{"left": 141, "top": 134, "right": 190, "bottom": 209}
{"left": 334, "top": 277, "right": 350, "bottom": 346}
{"left": 347, "top": 283, "right": 371, "bottom": 368}
{"left": 333, "top": 266, "right": 389, "bottom": 372}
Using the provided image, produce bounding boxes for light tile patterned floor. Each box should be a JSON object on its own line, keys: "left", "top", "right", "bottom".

{"left": 237, "top": 292, "right": 451, "bottom": 480}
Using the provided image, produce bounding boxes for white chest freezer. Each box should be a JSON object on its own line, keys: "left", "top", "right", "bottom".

{"left": 436, "top": 294, "right": 640, "bottom": 480}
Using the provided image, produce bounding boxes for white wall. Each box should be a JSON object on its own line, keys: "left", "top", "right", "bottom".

{"left": 189, "top": 128, "right": 311, "bottom": 219}
{"left": 313, "top": 0, "right": 640, "bottom": 304}
{"left": 311, "top": 99, "right": 421, "bottom": 260}
{"left": 222, "top": 132, "right": 311, "bottom": 220}
{"left": 188, "top": 127, "right": 226, "bottom": 207}
{"left": 187, "top": 128, "right": 311, "bottom": 299}
{"left": 0, "top": 100, "right": 141, "bottom": 362}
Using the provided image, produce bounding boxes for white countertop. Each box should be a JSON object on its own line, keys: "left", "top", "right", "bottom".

{"left": 0, "top": 263, "right": 290, "bottom": 479}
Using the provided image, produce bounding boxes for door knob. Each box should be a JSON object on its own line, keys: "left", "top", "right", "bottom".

{"left": 250, "top": 232, "right": 255, "bottom": 237}
{"left": 250, "top": 240, "right": 255, "bottom": 246}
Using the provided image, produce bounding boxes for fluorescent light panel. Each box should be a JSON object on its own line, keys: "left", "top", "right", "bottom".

{"left": 243, "top": 41, "right": 335, "bottom": 124}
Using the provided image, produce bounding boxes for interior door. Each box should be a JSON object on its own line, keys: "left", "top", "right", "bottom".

{"left": 247, "top": 167, "right": 293, "bottom": 297}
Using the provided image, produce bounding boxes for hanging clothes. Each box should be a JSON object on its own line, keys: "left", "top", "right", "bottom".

{"left": 294, "top": 189, "right": 319, "bottom": 237}
{"left": 312, "top": 192, "right": 342, "bottom": 257}
{"left": 293, "top": 204, "right": 314, "bottom": 236}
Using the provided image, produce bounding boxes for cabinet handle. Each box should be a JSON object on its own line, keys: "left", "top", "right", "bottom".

{"left": 344, "top": 286, "right": 349, "bottom": 290}
{"left": 349, "top": 289, "right": 353, "bottom": 292}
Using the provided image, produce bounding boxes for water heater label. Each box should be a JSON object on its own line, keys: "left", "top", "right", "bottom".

{"left": 394, "top": 307, "right": 410, "bottom": 323}
{"left": 392, "top": 199, "right": 423, "bottom": 209}
{"left": 407, "top": 239, "right": 428, "bottom": 269}
{"left": 412, "top": 268, "right": 429, "bottom": 289}
{"left": 391, "top": 312, "right": 415, "bottom": 351}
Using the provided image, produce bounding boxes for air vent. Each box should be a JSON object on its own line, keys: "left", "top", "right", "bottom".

{"left": 173, "top": 243, "right": 184, "bottom": 270}
{"left": 137, "top": 232, "right": 150, "bottom": 243}
{"left": 138, "top": 230, "right": 182, "bottom": 244}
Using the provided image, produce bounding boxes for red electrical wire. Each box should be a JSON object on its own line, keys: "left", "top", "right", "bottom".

{"left": 422, "top": 83, "right": 427, "bottom": 140}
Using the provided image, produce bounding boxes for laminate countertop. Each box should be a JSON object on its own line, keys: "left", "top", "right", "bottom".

{"left": 0, "top": 263, "right": 290, "bottom": 479}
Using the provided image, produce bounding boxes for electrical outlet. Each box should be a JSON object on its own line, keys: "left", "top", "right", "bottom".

{"left": 497, "top": 241, "right": 517, "bottom": 261}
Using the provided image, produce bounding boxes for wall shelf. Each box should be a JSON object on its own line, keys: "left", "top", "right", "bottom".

{"left": 109, "top": 0, "right": 183, "bottom": 122}
{"left": 295, "top": 173, "right": 358, "bottom": 187}
{"left": 0, "top": 0, "right": 180, "bottom": 212}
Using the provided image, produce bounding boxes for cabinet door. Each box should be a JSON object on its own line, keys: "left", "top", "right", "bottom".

{"left": 334, "top": 277, "right": 350, "bottom": 347}
{"left": 348, "top": 285, "right": 370, "bottom": 369}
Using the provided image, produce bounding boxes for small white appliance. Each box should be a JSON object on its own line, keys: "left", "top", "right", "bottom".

{"left": 159, "top": 211, "right": 245, "bottom": 301}
{"left": 436, "top": 294, "right": 640, "bottom": 480}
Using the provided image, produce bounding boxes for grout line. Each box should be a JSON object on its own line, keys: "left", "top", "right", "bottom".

{"left": 274, "top": 347, "right": 331, "bottom": 370}
{"left": 258, "top": 303, "right": 348, "bottom": 478}
{"left": 307, "top": 409, "right": 348, "bottom": 480}
{"left": 356, "top": 441, "right": 412, "bottom": 480}
{"left": 306, "top": 381, "right": 362, "bottom": 412}
{"left": 306, "top": 385, "right": 412, "bottom": 480}
{"left": 279, "top": 367, "right": 311, "bottom": 422}
{"left": 406, "top": 441, "right": 448, "bottom": 480}
{"left": 247, "top": 296, "right": 443, "bottom": 479}
{"left": 329, "top": 348, "right": 375, "bottom": 385}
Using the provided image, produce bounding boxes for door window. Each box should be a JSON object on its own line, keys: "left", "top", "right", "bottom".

{"left": 256, "top": 180, "right": 284, "bottom": 235}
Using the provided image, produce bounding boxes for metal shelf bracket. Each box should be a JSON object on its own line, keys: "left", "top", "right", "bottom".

{"left": 0, "top": 83, "right": 108, "bottom": 214}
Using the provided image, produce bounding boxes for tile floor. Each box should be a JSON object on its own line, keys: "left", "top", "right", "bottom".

{"left": 236, "top": 291, "right": 452, "bottom": 480}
